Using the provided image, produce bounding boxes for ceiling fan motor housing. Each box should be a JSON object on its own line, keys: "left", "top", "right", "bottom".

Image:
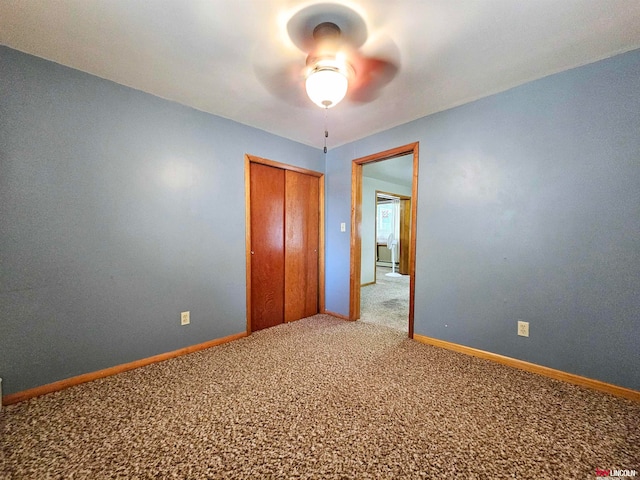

{"left": 313, "top": 22, "right": 341, "bottom": 40}
{"left": 306, "top": 21, "right": 354, "bottom": 85}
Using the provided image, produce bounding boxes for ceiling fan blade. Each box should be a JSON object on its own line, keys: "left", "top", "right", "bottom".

{"left": 255, "top": 64, "right": 308, "bottom": 107}
{"left": 348, "top": 50, "right": 400, "bottom": 103}
{"left": 253, "top": 55, "right": 309, "bottom": 107}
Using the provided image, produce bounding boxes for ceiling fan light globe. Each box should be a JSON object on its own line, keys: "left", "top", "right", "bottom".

{"left": 305, "top": 68, "right": 348, "bottom": 108}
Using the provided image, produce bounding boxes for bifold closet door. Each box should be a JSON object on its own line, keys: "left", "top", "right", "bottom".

{"left": 284, "top": 170, "right": 319, "bottom": 322}
{"left": 250, "top": 163, "right": 285, "bottom": 331}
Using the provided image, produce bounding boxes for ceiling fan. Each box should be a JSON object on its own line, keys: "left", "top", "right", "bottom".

{"left": 254, "top": 3, "right": 400, "bottom": 109}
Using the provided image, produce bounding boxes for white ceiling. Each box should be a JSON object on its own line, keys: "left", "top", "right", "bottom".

{"left": 363, "top": 154, "right": 413, "bottom": 188}
{"left": 1, "top": 1, "right": 639, "bottom": 150}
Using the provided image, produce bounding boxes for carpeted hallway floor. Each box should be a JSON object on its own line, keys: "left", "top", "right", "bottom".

{"left": 360, "top": 266, "right": 410, "bottom": 332}
{"left": 1, "top": 315, "right": 638, "bottom": 479}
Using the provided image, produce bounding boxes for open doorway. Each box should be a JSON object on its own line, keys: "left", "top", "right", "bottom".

{"left": 349, "top": 143, "right": 419, "bottom": 338}
{"left": 374, "top": 192, "right": 411, "bottom": 276}
{"left": 359, "top": 186, "right": 411, "bottom": 331}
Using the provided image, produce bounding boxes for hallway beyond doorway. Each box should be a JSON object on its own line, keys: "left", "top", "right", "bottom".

{"left": 359, "top": 266, "right": 409, "bottom": 332}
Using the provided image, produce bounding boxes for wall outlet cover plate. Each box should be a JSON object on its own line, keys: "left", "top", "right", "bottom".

{"left": 517, "top": 320, "right": 529, "bottom": 337}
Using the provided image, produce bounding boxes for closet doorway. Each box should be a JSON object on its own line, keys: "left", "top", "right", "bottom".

{"left": 350, "top": 143, "right": 419, "bottom": 337}
{"left": 245, "top": 154, "right": 325, "bottom": 333}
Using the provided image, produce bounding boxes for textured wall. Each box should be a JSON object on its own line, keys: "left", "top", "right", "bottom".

{"left": 2, "top": 45, "right": 638, "bottom": 395}
{"left": 0, "top": 46, "right": 323, "bottom": 395}
{"left": 325, "top": 49, "right": 640, "bottom": 390}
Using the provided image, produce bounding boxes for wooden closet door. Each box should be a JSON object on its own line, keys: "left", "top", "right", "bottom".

{"left": 250, "top": 163, "right": 285, "bottom": 331}
{"left": 284, "top": 170, "right": 319, "bottom": 322}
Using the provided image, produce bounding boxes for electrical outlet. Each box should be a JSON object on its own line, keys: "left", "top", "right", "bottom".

{"left": 181, "top": 311, "right": 190, "bottom": 326}
{"left": 517, "top": 320, "right": 529, "bottom": 337}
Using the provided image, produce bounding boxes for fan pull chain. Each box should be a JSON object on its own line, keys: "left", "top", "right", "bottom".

{"left": 323, "top": 106, "right": 329, "bottom": 154}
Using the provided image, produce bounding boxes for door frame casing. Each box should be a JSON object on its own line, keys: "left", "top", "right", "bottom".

{"left": 244, "top": 154, "right": 325, "bottom": 334}
{"left": 349, "top": 142, "right": 419, "bottom": 338}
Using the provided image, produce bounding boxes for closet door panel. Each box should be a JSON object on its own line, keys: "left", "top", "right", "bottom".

{"left": 284, "top": 170, "right": 319, "bottom": 322}
{"left": 250, "top": 163, "right": 285, "bottom": 331}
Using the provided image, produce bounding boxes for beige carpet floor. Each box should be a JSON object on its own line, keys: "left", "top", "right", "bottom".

{"left": 1, "top": 315, "right": 638, "bottom": 479}
{"left": 360, "top": 266, "right": 410, "bottom": 332}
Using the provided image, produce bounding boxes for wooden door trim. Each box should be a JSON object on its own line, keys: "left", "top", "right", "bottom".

{"left": 244, "top": 155, "right": 252, "bottom": 334}
{"left": 349, "top": 142, "right": 419, "bottom": 338}
{"left": 399, "top": 198, "right": 411, "bottom": 275}
{"left": 247, "top": 154, "right": 324, "bottom": 178}
{"left": 245, "top": 154, "right": 325, "bottom": 334}
{"left": 376, "top": 190, "right": 411, "bottom": 200}
{"left": 318, "top": 176, "right": 325, "bottom": 315}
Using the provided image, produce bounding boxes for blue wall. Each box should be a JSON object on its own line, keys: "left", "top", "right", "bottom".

{"left": 325, "top": 49, "right": 640, "bottom": 390}
{"left": 0, "top": 46, "right": 323, "bottom": 395}
{"left": 2, "top": 45, "right": 639, "bottom": 395}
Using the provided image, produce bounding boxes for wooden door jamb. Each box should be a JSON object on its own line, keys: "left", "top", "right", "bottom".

{"left": 349, "top": 143, "right": 419, "bottom": 338}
